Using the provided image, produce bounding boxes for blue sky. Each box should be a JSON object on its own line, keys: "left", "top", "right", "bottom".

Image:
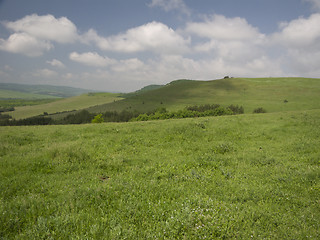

{"left": 0, "top": 0, "right": 320, "bottom": 92}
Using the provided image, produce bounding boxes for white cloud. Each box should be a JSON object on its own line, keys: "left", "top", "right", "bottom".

{"left": 0, "top": 32, "right": 53, "bottom": 57}
{"left": 47, "top": 59, "right": 65, "bottom": 68}
{"left": 0, "top": 14, "right": 78, "bottom": 57}
{"left": 84, "top": 21, "right": 190, "bottom": 54}
{"left": 273, "top": 14, "right": 320, "bottom": 49}
{"left": 271, "top": 13, "right": 320, "bottom": 76}
{"left": 185, "top": 15, "right": 264, "bottom": 41}
{"left": 3, "top": 14, "right": 78, "bottom": 43}
{"left": 69, "top": 52, "right": 116, "bottom": 67}
{"left": 148, "top": 0, "right": 191, "bottom": 15}
{"left": 184, "top": 15, "right": 266, "bottom": 64}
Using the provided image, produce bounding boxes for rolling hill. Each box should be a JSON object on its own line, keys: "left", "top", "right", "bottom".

{"left": 84, "top": 77, "right": 320, "bottom": 114}
{"left": 3, "top": 77, "right": 320, "bottom": 120}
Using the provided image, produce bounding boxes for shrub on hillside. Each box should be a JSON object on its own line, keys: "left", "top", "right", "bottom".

{"left": 227, "top": 104, "right": 244, "bottom": 114}
{"left": 131, "top": 104, "right": 241, "bottom": 122}
{"left": 60, "top": 110, "right": 95, "bottom": 124}
{"left": 186, "top": 104, "right": 220, "bottom": 112}
{"left": 253, "top": 107, "right": 267, "bottom": 113}
{"left": 0, "top": 116, "right": 53, "bottom": 126}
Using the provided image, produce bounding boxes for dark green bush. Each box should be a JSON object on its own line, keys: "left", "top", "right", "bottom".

{"left": 227, "top": 104, "right": 244, "bottom": 114}
{"left": 253, "top": 107, "right": 267, "bottom": 113}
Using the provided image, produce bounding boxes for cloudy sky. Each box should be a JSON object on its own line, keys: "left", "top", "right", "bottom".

{"left": 0, "top": 0, "right": 320, "bottom": 92}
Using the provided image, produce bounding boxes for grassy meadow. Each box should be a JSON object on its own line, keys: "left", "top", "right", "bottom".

{"left": 1, "top": 109, "right": 319, "bottom": 239}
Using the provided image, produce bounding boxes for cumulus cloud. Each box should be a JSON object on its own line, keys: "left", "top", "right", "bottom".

{"left": 148, "top": 0, "right": 191, "bottom": 15}
{"left": 69, "top": 52, "right": 116, "bottom": 67}
{"left": 273, "top": 14, "right": 320, "bottom": 49}
{"left": 271, "top": 13, "right": 320, "bottom": 75}
{"left": 47, "top": 59, "right": 65, "bottom": 68}
{"left": 184, "top": 15, "right": 266, "bottom": 64}
{"left": 186, "top": 14, "right": 264, "bottom": 41}
{"left": 0, "top": 14, "right": 78, "bottom": 56}
{"left": 84, "top": 21, "right": 190, "bottom": 54}
{"left": 0, "top": 32, "right": 53, "bottom": 57}
{"left": 3, "top": 14, "right": 78, "bottom": 43}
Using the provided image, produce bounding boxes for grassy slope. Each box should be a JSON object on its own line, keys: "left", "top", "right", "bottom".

{"left": 1, "top": 109, "right": 319, "bottom": 239}
{"left": 86, "top": 77, "right": 320, "bottom": 114}
{"left": 7, "top": 93, "right": 123, "bottom": 119}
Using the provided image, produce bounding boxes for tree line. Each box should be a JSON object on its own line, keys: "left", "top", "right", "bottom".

{"left": 0, "top": 104, "right": 248, "bottom": 126}
{"left": 131, "top": 104, "right": 244, "bottom": 122}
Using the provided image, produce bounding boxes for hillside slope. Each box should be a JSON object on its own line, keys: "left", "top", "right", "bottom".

{"left": 85, "top": 77, "right": 320, "bottom": 114}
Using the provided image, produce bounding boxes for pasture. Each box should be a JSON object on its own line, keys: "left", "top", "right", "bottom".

{"left": 1, "top": 109, "right": 319, "bottom": 239}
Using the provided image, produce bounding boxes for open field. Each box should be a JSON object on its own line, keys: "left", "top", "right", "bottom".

{"left": 85, "top": 77, "right": 320, "bottom": 114}
{"left": 1, "top": 109, "right": 319, "bottom": 239}
{"left": 6, "top": 93, "right": 123, "bottom": 120}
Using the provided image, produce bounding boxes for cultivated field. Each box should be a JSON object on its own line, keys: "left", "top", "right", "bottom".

{"left": 1, "top": 109, "right": 319, "bottom": 239}
{"left": 7, "top": 93, "right": 123, "bottom": 120}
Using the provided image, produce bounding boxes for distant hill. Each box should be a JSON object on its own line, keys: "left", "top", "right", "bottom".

{"left": 0, "top": 83, "right": 95, "bottom": 99}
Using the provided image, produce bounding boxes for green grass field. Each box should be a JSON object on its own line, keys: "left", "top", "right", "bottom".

{"left": 85, "top": 77, "right": 320, "bottom": 114}
{"left": 6, "top": 93, "right": 123, "bottom": 120}
{"left": 1, "top": 109, "right": 319, "bottom": 239}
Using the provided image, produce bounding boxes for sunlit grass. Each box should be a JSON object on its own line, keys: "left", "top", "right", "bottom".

{"left": 1, "top": 109, "right": 319, "bottom": 239}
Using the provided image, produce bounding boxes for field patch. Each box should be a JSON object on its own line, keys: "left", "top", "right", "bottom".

{"left": 6, "top": 93, "right": 123, "bottom": 119}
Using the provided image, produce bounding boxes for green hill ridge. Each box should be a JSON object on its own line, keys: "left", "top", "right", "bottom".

{"left": 85, "top": 77, "right": 320, "bottom": 114}
{"left": 3, "top": 77, "right": 320, "bottom": 120}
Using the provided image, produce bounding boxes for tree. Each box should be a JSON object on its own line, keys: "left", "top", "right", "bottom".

{"left": 91, "top": 114, "right": 104, "bottom": 123}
